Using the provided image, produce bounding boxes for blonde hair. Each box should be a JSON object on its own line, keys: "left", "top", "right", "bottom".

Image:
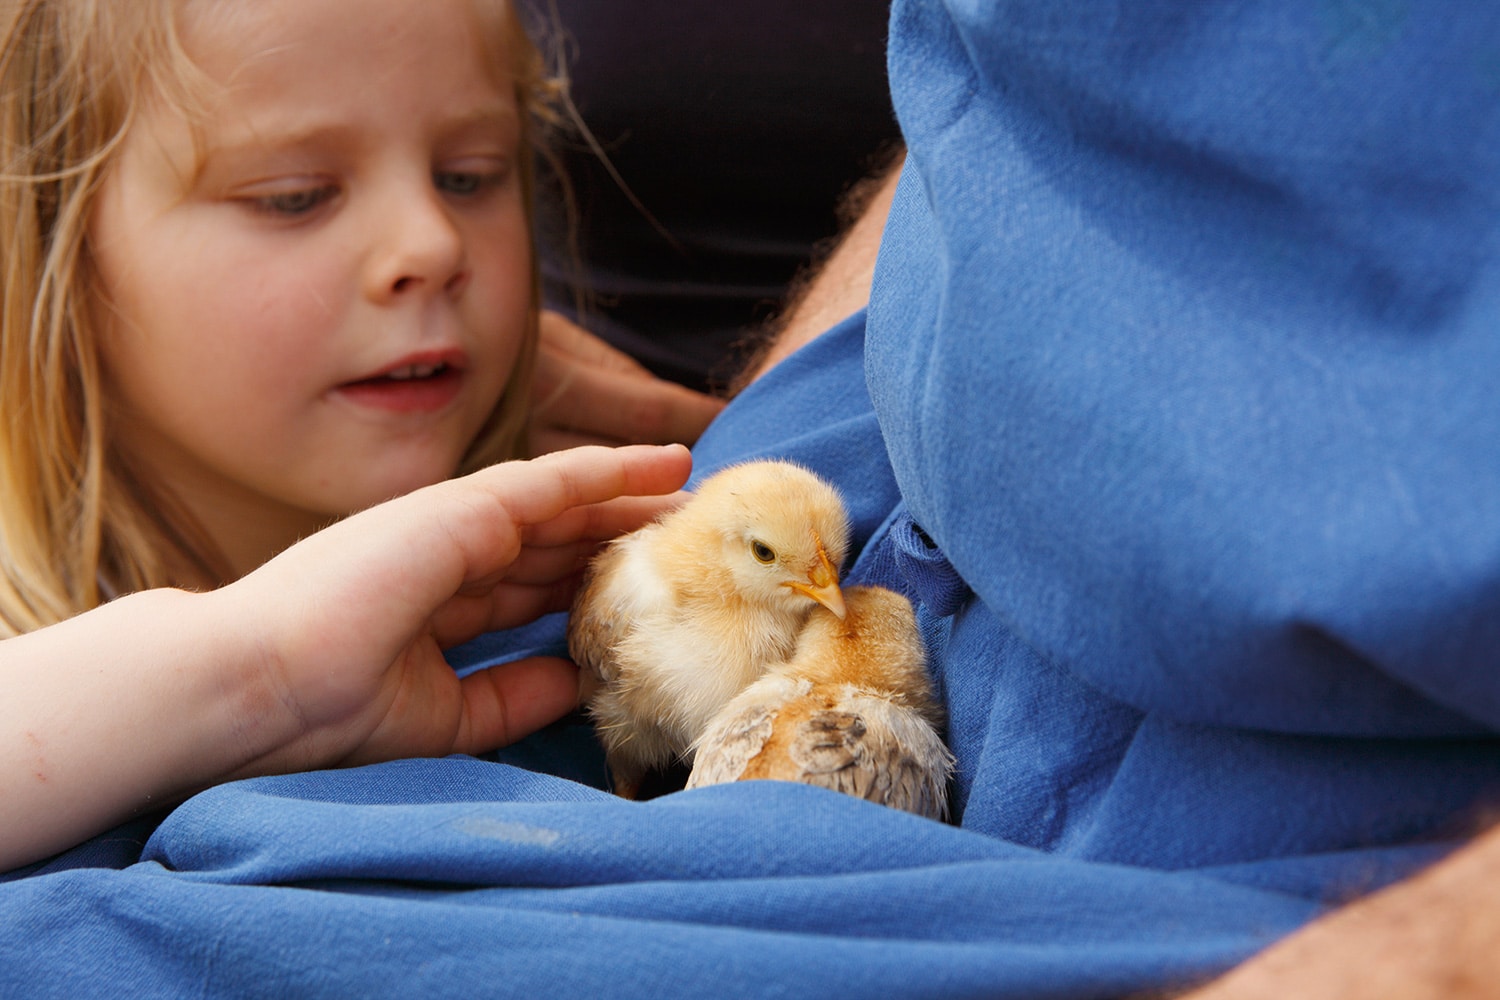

{"left": 0, "top": 0, "right": 560, "bottom": 635}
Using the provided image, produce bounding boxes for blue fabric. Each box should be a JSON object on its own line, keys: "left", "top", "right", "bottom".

{"left": 6, "top": 2, "right": 1500, "bottom": 996}
{"left": 2, "top": 762, "right": 1325, "bottom": 998}
{"left": 870, "top": 0, "right": 1500, "bottom": 738}
{"left": 862, "top": 0, "right": 1500, "bottom": 877}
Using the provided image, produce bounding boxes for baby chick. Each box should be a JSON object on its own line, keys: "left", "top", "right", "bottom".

{"left": 568, "top": 460, "right": 851, "bottom": 799}
{"left": 686, "top": 585, "right": 953, "bottom": 821}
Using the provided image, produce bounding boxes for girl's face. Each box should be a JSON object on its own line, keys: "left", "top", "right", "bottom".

{"left": 89, "top": 0, "right": 532, "bottom": 576}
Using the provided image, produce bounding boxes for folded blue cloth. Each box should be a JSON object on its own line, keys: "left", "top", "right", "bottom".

{"left": 1, "top": 759, "right": 1326, "bottom": 998}
{"left": 872, "top": 0, "right": 1500, "bottom": 740}
{"left": 5, "top": 2, "right": 1499, "bottom": 996}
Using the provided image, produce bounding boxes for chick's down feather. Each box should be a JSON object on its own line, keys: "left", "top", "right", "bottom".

{"left": 567, "top": 460, "right": 852, "bottom": 799}
{"left": 687, "top": 585, "right": 954, "bottom": 821}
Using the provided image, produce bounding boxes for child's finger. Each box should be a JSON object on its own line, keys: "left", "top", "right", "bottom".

{"left": 517, "top": 492, "right": 689, "bottom": 548}
{"left": 428, "top": 578, "right": 580, "bottom": 647}
{"left": 458, "top": 541, "right": 593, "bottom": 590}
{"left": 450, "top": 655, "right": 583, "bottom": 755}
{"left": 482, "top": 443, "right": 691, "bottom": 528}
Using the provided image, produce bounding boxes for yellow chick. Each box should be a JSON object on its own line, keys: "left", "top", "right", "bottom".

{"left": 686, "top": 585, "right": 954, "bottom": 821}
{"left": 567, "top": 460, "right": 850, "bottom": 799}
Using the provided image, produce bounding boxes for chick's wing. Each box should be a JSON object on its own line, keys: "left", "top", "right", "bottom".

{"left": 787, "top": 690, "right": 954, "bottom": 821}
{"left": 566, "top": 540, "right": 636, "bottom": 684}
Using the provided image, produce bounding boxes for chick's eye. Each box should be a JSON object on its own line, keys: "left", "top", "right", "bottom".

{"left": 751, "top": 541, "right": 776, "bottom": 564}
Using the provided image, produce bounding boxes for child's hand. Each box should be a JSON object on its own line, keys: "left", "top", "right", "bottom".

{"left": 219, "top": 443, "right": 693, "bottom": 776}
{"left": 527, "top": 311, "right": 725, "bottom": 455}
{"left": 0, "top": 444, "right": 690, "bottom": 871}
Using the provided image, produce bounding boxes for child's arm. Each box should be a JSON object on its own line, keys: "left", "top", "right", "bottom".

{"left": 0, "top": 444, "right": 692, "bottom": 873}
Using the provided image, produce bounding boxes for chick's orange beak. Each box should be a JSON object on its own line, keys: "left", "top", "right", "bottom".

{"left": 786, "top": 538, "right": 846, "bottom": 619}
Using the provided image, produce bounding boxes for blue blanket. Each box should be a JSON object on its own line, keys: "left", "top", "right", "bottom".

{"left": 5, "top": 1, "right": 1500, "bottom": 996}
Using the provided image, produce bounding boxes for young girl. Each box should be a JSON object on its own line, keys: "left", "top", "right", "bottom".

{"left": 0, "top": 0, "right": 694, "bottom": 871}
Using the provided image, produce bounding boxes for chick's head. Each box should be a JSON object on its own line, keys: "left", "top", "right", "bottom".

{"left": 687, "top": 461, "right": 851, "bottom": 619}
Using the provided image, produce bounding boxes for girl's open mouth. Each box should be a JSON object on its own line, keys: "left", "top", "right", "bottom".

{"left": 383, "top": 362, "right": 449, "bottom": 380}
{"left": 338, "top": 363, "right": 463, "bottom": 414}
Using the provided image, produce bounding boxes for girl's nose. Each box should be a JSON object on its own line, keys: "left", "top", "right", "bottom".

{"left": 363, "top": 181, "right": 468, "bottom": 302}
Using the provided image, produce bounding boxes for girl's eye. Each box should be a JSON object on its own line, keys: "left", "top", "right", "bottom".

{"left": 435, "top": 170, "right": 500, "bottom": 196}
{"left": 435, "top": 154, "right": 514, "bottom": 197}
{"left": 751, "top": 541, "right": 776, "bottom": 564}
{"left": 247, "top": 185, "right": 337, "bottom": 217}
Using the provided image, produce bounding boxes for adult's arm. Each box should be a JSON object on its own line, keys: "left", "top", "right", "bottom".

{"left": 529, "top": 147, "right": 906, "bottom": 430}
{"left": 739, "top": 150, "right": 905, "bottom": 386}
{"left": 1181, "top": 821, "right": 1500, "bottom": 999}
{"left": 0, "top": 444, "right": 691, "bottom": 872}
{"left": 739, "top": 148, "right": 1500, "bottom": 1000}
{"left": 528, "top": 312, "right": 726, "bottom": 454}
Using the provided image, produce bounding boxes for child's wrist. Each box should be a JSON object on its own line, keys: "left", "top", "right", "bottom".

{"left": 189, "top": 584, "right": 313, "bottom": 781}
{"left": 118, "top": 586, "right": 307, "bottom": 791}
